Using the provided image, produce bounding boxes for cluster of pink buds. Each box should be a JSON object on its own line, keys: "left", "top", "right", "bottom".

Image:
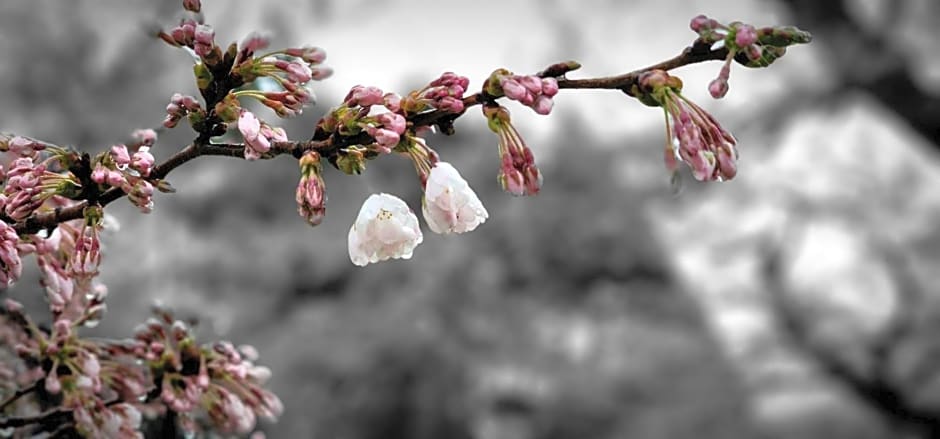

{"left": 690, "top": 15, "right": 812, "bottom": 98}
{"left": 164, "top": 93, "right": 203, "bottom": 128}
{"left": 296, "top": 151, "right": 326, "bottom": 226}
{"left": 91, "top": 140, "right": 158, "bottom": 212}
{"left": 132, "top": 308, "right": 281, "bottom": 435}
{"left": 321, "top": 85, "right": 408, "bottom": 159}
{"left": 229, "top": 35, "right": 331, "bottom": 118}
{"left": 0, "top": 134, "right": 47, "bottom": 158}
{"left": 0, "top": 157, "right": 48, "bottom": 221}
{"left": 483, "top": 105, "right": 542, "bottom": 196}
{"left": 399, "top": 72, "right": 470, "bottom": 114}
{"left": 636, "top": 70, "right": 737, "bottom": 182}
{"left": 157, "top": 16, "right": 218, "bottom": 61}
{"left": 486, "top": 69, "right": 558, "bottom": 115}
{"left": 364, "top": 112, "right": 407, "bottom": 153}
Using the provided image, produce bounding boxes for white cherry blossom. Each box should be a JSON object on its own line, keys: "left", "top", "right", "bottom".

{"left": 348, "top": 193, "right": 423, "bottom": 266}
{"left": 422, "top": 162, "right": 488, "bottom": 234}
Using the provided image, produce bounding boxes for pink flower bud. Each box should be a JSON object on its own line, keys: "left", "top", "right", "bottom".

{"left": 91, "top": 165, "right": 108, "bottom": 184}
{"left": 194, "top": 24, "right": 214, "bottom": 46}
{"left": 240, "top": 32, "right": 271, "bottom": 56}
{"left": 345, "top": 85, "right": 384, "bottom": 107}
{"left": 735, "top": 24, "right": 758, "bottom": 47}
{"left": 541, "top": 78, "right": 559, "bottom": 97}
{"left": 182, "top": 0, "right": 201, "bottom": 12}
{"left": 500, "top": 78, "right": 527, "bottom": 101}
{"left": 532, "top": 95, "right": 553, "bottom": 115}
{"left": 311, "top": 66, "right": 333, "bottom": 80}
{"left": 45, "top": 369, "right": 61, "bottom": 394}
{"left": 708, "top": 78, "right": 728, "bottom": 99}
{"left": 383, "top": 93, "right": 402, "bottom": 112}
{"left": 372, "top": 129, "right": 400, "bottom": 150}
{"left": 377, "top": 112, "right": 406, "bottom": 134}
{"left": 132, "top": 147, "right": 155, "bottom": 177}
{"left": 111, "top": 145, "right": 131, "bottom": 167}
{"left": 238, "top": 110, "right": 261, "bottom": 142}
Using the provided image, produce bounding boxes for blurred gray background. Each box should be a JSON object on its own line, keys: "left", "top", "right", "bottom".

{"left": 3, "top": 0, "right": 940, "bottom": 438}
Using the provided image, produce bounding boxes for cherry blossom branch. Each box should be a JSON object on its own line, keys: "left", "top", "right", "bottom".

{"left": 10, "top": 42, "right": 731, "bottom": 236}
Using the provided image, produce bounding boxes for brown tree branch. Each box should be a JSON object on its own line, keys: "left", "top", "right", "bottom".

{"left": 11, "top": 42, "right": 730, "bottom": 235}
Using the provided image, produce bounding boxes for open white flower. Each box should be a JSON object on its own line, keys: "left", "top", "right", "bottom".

{"left": 422, "top": 162, "right": 488, "bottom": 234}
{"left": 348, "top": 193, "right": 423, "bottom": 266}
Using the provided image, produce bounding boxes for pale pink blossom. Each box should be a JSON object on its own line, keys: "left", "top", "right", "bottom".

{"left": 422, "top": 162, "right": 488, "bottom": 234}
{"left": 131, "top": 146, "right": 155, "bottom": 176}
{"left": 348, "top": 193, "right": 423, "bottom": 266}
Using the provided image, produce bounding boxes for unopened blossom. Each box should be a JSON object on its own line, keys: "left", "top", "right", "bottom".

{"left": 285, "top": 46, "right": 326, "bottom": 64}
{"left": 182, "top": 0, "right": 201, "bottom": 13}
{"left": 364, "top": 112, "right": 407, "bottom": 153}
{"left": 3, "top": 157, "right": 46, "bottom": 221}
{"left": 164, "top": 93, "right": 202, "bottom": 128}
{"left": 111, "top": 145, "right": 131, "bottom": 168}
{"left": 483, "top": 105, "right": 542, "bottom": 196}
{"left": 296, "top": 151, "right": 326, "bottom": 226}
{"left": 193, "top": 24, "right": 215, "bottom": 58}
{"left": 422, "top": 162, "right": 488, "bottom": 234}
{"left": 131, "top": 146, "right": 155, "bottom": 177}
{"left": 0, "top": 221, "right": 22, "bottom": 288}
{"left": 348, "top": 193, "right": 423, "bottom": 266}
{"left": 2, "top": 135, "right": 46, "bottom": 157}
{"left": 636, "top": 70, "right": 737, "bottom": 181}
{"left": 345, "top": 85, "right": 384, "bottom": 107}
{"left": 124, "top": 178, "right": 155, "bottom": 213}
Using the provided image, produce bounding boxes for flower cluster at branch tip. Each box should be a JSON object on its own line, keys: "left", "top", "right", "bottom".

{"left": 129, "top": 307, "right": 282, "bottom": 435}
{"left": 486, "top": 69, "right": 559, "bottom": 115}
{"left": 422, "top": 162, "right": 488, "bottom": 234}
{"left": 348, "top": 193, "right": 423, "bottom": 266}
{"left": 90, "top": 129, "right": 162, "bottom": 213}
{"left": 483, "top": 105, "right": 542, "bottom": 196}
{"left": 399, "top": 72, "right": 470, "bottom": 114}
{"left": 296, "top": 151, "right": 326, "bottom": 226}
{"left": 634, "top": 70, "right": 737, "bottom": 182}
{"left": 163, "top": 93, "right": 203, "bottom": 129}
{"left": 690, "top": 14, "right": 813, "bottom": 99}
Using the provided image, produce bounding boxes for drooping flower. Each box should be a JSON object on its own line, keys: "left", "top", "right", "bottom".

{"left": 635, "top": 70, "right": 738, "bottom": 182}
{"left": 296, "top": 151, "right": 326, "bottom": 226}
{"left": 422, "top": 162, "right": 488, "bottom": 234}
{"left": 483, "top": 105, "right": 542, "bottom": 196}
{"left": 348, "top": 193, "right": 423, "bottom": 266}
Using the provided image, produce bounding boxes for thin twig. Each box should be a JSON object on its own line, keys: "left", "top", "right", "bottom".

{"left": 0, "top": 383, "right": 36, "bottom": 412}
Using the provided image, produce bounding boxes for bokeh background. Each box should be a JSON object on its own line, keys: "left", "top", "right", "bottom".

{"left": 2, "top": 0, "right": 940, "bottom": 438}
